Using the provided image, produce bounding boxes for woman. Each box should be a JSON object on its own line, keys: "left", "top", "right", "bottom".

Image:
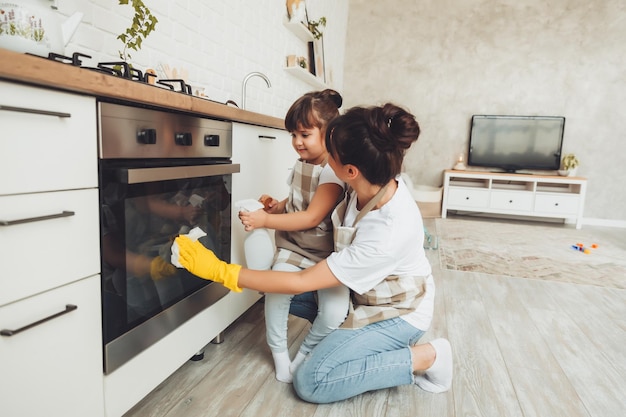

{"left": 174, "top": 103, "right": 453, "bottom": 403}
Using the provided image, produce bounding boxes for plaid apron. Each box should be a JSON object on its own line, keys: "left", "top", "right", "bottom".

{"left": 274, "top": 159, "right": 336, "bottom": 268}
{"left": 333, "top": 185, "right": 428, "bottom": 329}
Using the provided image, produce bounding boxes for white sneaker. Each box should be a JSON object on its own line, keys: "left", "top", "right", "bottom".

{"left": 414, "top": 338, "right": 453, "bottom": 393}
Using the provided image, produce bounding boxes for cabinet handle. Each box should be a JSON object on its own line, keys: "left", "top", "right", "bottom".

{"left": 1, "top": 304, "right": 78, "bottom": 337}
{"left": 258, "top": 135, "right": 276, "bottom": 140}
{"left": 0, "top": 104, "right": 71, "bottom": 118}
{"left": 0, "top": 210, "right": 75, "bottom": 226}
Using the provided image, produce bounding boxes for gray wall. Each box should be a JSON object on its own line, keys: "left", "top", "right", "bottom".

{"left": 343, "top": 0, "right": 626, "bottom": 224}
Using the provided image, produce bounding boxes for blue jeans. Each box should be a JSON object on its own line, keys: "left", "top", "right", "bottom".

{"left": 289, "top": 291, "right": 319, "bottom": 323}
{"left": 291, "top": 312, "right": 425, "bottom": 403}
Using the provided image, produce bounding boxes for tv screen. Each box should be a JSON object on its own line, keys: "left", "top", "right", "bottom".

{"left": 467, "top": 115, "right": 565, "bottom": 173}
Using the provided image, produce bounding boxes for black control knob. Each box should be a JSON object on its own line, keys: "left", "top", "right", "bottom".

{"left": 175, "top": 132, "right": 193, "bottom": 146}
{"left": 204, "top": 134, "right": 220, "bottom": 147}
{"left": 137, "top": 129, "right": 157, "bottom": 144}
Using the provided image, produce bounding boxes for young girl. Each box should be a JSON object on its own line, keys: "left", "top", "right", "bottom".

{"left": 175, "top": 103, "right": 453, "bottom": 402}
{"left": 239, "top": 89, "right": 348, "bottom": 383}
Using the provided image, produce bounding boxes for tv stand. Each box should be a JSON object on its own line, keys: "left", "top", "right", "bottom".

{"left": 441, "top": 170, "right": 587, "bottom": 229}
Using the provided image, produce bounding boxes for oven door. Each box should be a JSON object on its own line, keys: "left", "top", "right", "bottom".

{"left": 99, "top": 160, "right": 239, "bottom": 374}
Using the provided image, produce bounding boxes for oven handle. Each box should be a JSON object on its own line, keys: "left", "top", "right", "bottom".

{"left": 121, "top": 163, "right": 240, "bottom": 184}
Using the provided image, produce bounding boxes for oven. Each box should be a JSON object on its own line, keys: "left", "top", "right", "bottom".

{"left": 98, "top": 101, "right": 238, "bottom": 374}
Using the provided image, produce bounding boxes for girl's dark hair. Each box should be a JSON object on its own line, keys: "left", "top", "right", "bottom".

{"left": 285, "top": 89, "right": 343, "bottom": 133}
{"left": 325, "top": 103, "right": 420, "bottom": 186}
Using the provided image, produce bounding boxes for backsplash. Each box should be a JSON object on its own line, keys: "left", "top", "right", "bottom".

{"left": 59, "top": 0, "right": 348, "bottom": 118}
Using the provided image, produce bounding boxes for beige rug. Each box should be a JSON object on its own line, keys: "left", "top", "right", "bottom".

{"left": 436, "top": 218, "right": 626, "bottom": 289}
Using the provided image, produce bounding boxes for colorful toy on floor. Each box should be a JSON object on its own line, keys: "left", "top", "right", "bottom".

{"left": 571, "top": 242, "right": 598, "bottom": 254}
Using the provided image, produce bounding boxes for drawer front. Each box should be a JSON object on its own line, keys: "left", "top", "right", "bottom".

{"left": 0, "top": 81, "right": 97, "bottom": 195}
{"left": 535, "top": 194, "right": 580, "bottom": 215}
{"left": 0, "top": 189, "right": 100, "bottom": 306}
{"left": 490, "top": 191, "right": 534, "bottom": 211}
{"left": 0, "top": 276, "right": 104, "bottom": 417}
{"left": 447, "top": 187, "right": 490, "bottom": 208}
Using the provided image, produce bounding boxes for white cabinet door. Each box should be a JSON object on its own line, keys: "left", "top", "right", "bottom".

{"left": 0, "top": 189, "right": 100, "bottom": 307}
{"left": 0, "top": 81, "right": 97, "bottom": 195}
{"left": 231, "top": 123, "right": 292, "bottom": 265}
{"left": 0, "top": 276, "right": 104, "bottom": 417}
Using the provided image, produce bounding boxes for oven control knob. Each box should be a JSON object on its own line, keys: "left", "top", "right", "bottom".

{"left": 204, "top": 134, "right": 220, "bottom": 147}
{"left": 137, "top": 129, "right": 157, "bottom": 144}
{"left": 175, "top": 132, "right": 193, "bottom": 146}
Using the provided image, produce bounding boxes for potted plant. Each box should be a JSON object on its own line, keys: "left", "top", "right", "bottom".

{"left": 558, "top": 153, "right": 580, "bottom": 176}
{"left": 117, "top": 0, "right": 158, "bottom": 65}
{"left": 307, "top": 17, "right": 326, "bottom": 40}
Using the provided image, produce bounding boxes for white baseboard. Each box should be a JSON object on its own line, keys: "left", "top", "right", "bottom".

{"left": 582, "top": 217, "right": 626, "bottom": 229}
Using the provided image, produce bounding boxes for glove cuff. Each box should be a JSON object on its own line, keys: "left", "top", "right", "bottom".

{"left": 222, "top": 263, "right": 243, "bottom": 292}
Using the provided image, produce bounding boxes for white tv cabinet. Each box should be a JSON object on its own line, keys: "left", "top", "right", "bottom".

{"left": 441, "top": 170, "right": 587, "bottom": 229}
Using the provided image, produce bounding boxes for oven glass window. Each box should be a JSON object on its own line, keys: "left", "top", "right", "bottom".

{"left": 100, "top": 171, "right": 232, "bottom": 345}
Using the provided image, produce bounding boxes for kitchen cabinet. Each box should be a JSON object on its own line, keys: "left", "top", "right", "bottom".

{"left": 225, "top": 122, "right": 292, "bottom": 340}
{"left": 0, "top": 81, "right": 97, "bottom": 195}
{"left": 0, "top": 189, "right": 100, "bottom": 306}
{"left": 231, "top": 122, "right": 293, "bottom": 266}
{"left": 441, "top": 170, "right": 587, "bottom": 229}
{"left": 0, "top": 276, "right": 104, "bottom": 417}
{"left": 0, "top": 82, "right": 104, "bottom": 417}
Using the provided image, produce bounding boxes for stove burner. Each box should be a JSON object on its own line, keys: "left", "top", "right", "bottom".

{"left": 157, "top": 79, "right": 192, "bottom": 94}
{"left": 26, "top": 51, "right": 192, "bottom": 95}
{"left": 27, "top": 51, "right": 91, "bottom": 66}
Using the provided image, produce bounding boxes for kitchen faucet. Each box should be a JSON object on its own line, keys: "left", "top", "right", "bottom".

{"left": 241, "top": 72, "right": 271, "bottom": 110}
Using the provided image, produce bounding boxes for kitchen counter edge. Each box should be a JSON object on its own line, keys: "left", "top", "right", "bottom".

{"left": 0, "top": 49, "right": 285, "bottom": 130}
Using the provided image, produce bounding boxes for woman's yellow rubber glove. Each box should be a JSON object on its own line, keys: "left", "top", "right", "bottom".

{"left": 175, "top": 235, "right": 243, "bottom": 292}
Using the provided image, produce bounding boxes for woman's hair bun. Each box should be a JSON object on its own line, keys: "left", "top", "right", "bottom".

{"left": 371, "top": 103, "right": 420, "bottom": 151}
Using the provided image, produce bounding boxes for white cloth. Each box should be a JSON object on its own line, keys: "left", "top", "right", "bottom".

{"left": 326, "top": 176, "right": 435, "bottom": 330}
{"left": 235, "top": 199, "right": 264, "bottom": 212}
{"left": 171, "top": 226, "right": 207, "bottom": 268}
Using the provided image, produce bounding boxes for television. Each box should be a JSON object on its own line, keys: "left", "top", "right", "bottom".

{"left": 467, "top": 115, "right": 565, "bottom": 173}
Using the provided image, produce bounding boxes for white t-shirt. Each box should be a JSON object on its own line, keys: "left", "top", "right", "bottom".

{"left": 326, "top": 176, "right": 435, "bottom": 331}
{"left": 318, "top": 163, "right": 344, "bottom": 188}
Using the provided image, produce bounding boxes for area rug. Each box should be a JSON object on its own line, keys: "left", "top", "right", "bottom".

{"left": 436, "top": 218, "right": 626, "bottom": 289}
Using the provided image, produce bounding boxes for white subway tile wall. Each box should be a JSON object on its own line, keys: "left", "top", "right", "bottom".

{"left": 59, "top": 0, "right": 348, "bottom": 118}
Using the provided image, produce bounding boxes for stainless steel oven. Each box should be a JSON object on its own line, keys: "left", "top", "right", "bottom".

{"left": 98, "top": 102, "right": 238, "bottom": 374}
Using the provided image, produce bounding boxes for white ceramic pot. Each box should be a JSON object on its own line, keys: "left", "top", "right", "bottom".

{"left": 0, "top": 0, "right": 82, "bottom": 56}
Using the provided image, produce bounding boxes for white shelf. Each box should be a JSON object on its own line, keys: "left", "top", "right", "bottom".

{"left": 284, "top": 66, "right": 327, "bottom": 89}
{"left": 441, "top": 170, "right": 587, "bottom": 229}
{"left": 283, "top": 18, "right": 314, "bottom": 42}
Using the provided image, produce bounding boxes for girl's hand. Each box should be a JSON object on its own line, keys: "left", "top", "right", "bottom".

{"left": 239, "top": 208, "right": 268, "bottom": 231}
{"left": 259, "top": 195, "right": 284, "bottom": 214}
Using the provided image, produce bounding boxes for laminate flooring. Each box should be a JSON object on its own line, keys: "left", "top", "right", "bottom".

{"left": 124, "top": 218, "right": 626, "bottom": 417}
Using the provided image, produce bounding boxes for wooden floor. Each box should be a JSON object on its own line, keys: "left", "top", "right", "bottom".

{"left": 125, "top": 218, "right": 626, "bottom": 417}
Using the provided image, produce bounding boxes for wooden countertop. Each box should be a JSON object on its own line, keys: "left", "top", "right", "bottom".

{"left": 0, "top": 48, "right": 285, "bottom": 129}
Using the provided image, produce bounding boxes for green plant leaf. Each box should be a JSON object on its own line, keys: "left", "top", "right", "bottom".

{"left": 117, "top": 0, "right": 158, "bottom": 63}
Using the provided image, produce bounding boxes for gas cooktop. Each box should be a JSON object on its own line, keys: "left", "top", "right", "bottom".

{"left": 29, "top": 51, "right": 194, "bottom": 97}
